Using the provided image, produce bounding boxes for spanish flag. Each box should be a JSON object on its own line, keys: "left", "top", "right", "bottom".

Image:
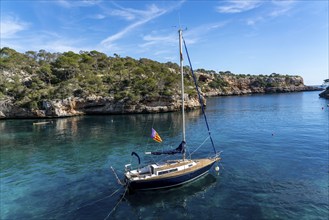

{"left": 151, "top": 128, "right": 162, "bottom": 143}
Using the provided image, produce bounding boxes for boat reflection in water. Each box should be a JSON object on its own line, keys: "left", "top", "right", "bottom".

{"left": 125, "top": 173, "right": 217, "bottom": 207}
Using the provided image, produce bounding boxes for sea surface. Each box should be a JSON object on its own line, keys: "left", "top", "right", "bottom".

{"left": 1, "top": 91, "right": 328, "bottom": 220}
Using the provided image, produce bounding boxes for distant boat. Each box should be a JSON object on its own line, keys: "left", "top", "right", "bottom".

{"left": 123, "top": 29, "right": 221, "bottom": 191}
{"left": 33, "top": 121, "right": 50, "bottom": 125}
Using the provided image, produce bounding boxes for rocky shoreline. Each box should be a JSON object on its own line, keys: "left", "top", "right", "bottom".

{"left": 0, "top": 85, "right": 321, "bottom": 119}
{"left": 0, "top": 48, "right": 324, "bottom": 119}
{"left": 0, "top": 94, "right": 202, "bottom": 119}
{"left": 0, "top": 47, "right": 324, "bottom": 119}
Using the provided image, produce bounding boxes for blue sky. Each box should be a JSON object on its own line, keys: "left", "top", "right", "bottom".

{"left": 1, "top": 0, "right": 328, "bottom": 85}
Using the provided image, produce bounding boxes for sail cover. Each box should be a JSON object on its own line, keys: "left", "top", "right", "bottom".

{"left": 150, "top": 141, "right": 186, "bottom": 155}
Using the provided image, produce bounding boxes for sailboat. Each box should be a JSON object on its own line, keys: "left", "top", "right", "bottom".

{"left": 123, "top": 29, "right": 221, "bottom": 191}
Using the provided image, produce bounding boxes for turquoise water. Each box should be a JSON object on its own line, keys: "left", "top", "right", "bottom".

{"left": 1, "top": 91, "right": 328, "bottom": 219}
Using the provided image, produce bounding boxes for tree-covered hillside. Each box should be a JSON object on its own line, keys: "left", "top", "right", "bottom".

{"left": 0, "top": 47, "right": 199, "bottom": 109}
{"left": 0, "top": 47, "right": 318, "bottom": 118}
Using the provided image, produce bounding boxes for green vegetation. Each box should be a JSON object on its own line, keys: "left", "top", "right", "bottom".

{"left": 208, "top": 76, "right": 229, "bottom": 88}
{"left": 0, "top": 47, "right": 305, "bottom": 111}
{"left": 0, "top": 47, "right": 196, "bottom": 109}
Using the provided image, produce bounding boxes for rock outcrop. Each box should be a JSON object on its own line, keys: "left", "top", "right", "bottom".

{"left": 197, "top": 73, "right": 320, "bottom": 97}
{"left": 0, "top": 94, "right": 201, "bottom": 119}
{"left": 0, "top": 48, "right": 322, "bottom": 119}
{"left": 0, "top": 72, "right": 321, "bottom": 119}
{"left": 319, "top": 87, "right": 329, "bottom": 99}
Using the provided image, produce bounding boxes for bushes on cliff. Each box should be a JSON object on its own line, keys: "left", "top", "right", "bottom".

{"left": 0, "top": 47, "right": 198, "bottom": 109}
{"left": 0, "top": 47, "right": 306, "bottom": 111}
{"left": 208, "top": 77, "right": 229, "bottom": 89}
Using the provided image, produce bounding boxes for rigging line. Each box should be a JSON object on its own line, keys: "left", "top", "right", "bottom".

{"left": 104, "top": 184, "right": 129, "bottom": 220}
{"left": 76, "top": 187, "right": 121, "bottom": 211}
{"left": 182, "top": 36, "right": 217, "bottom": 155}
{"left": 110, "top": 166, "right": 125, "bottom": 185}
{"left": 186, "top": 143, "right": 192, "bottom": 160}
{"left": 32, "top": 187, "right": 122, "bottom": 219}
{"left": 190, "top": 136, "right": 210, "bottom": 156}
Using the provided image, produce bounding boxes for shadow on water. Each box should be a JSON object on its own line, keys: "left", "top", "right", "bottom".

{"left": 118, "top": 173, "right": 218, "bottom": 219}
{"left": 120, "top": 171, "right": 265, "bottom": 220}
{"left": 125, "top": 173, "right": 217, "bottom": 206}
{"left": 67, "top": 174, "right": 217, "bottom": 220}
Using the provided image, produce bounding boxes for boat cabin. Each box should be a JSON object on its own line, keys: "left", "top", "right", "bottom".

{"left": 125, "top": 160, "right": 197, "bottom": 180}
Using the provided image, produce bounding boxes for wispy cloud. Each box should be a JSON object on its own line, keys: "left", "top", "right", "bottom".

{"left": 246, "top": 16, "right": 264, "bottom": 26}
{"left": 140, "top": 21, "right": 228, "bottom": 48}
{"left": 140, "top": 33, "right": 177, "bottom": 48}
{"left": 101, "top": 4, "right": 168, "bottom": 47}
{"left": 56, "top": 0, "right": 102, "bottom": 8}
{"left": 1, "top": 28, "right": 93, "bottom": 53}
{"left": 136, "top": 21, "right": 229, "bottom": 62}
{"left": 0, "top": 15, "right": 30, "bottom": 38}
{"left": 41, "top": 39, "right": 94, "bottom": 53}
{"left": 91, "top": 14, "right": 106, "bottom": 20}
{"left": 106, "top": 2, "right": 163, "bottom": 21}
{"left": 269, "top": 0, "right": 296, "bottom": 17}
{"left": 101, "top": 1, "right": 184, "bottom": 49}
{"left": 108, "top": 9, "right": 136, "bottom": 21}
{"left": 245, "top": 0, "right": 296, "bottom": 26}
{"left": 216, "top": 0, "right": 262, "bottom": 13}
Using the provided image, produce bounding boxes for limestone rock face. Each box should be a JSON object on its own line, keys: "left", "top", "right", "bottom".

{"left": 0, "top": 95, "right": 201, "bottom": 118}
{"left": 0, "top": 98, "right": 84, "bottom": 119}
{"left": 0, "top": 68, "right": 320, "bottom": 119}
{"left": 0, "top": 48, "right": 322, "bottom": 119}
{"left": 201, "top": 75, "right": 320, "bottom": 96}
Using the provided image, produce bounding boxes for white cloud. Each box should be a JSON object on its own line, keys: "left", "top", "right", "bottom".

{"left": 269, "top": 7, "right": 290, "bottom": 17}
{"left": 245, "top": 0, "right": 296, "bottom": 26}
{"left": 106, "top": 3, "right": 164, "bottom": 21}
{"left": 1, "top": 29, "right": 94, "bottom": 53}
{"left": 246, "top": 16, "right": 264, "bottom": 26}
{"left": 56, "top": 0, "right": 102, "bottom": 8}
{"left": 135, "top": 21, "right": 229, "bottom": 62}
{"left": 271, "top": 0, "right": 296, "bottom": 7}
{"left": 0, "top": 16, "right": 29, "bottom": 38}
{"left": 183, "top": 21, "right": 229, "bottom": 44}
{"left": 216, "top": 0, "right": 262, "bottom": 13}
{"left": 101, "top": 4, "right": 169, "bottom": 47}
{"left": 269, "top": 0, "right": 296, "bottom": 17}
{"left": 140, "top": 33, "right": 177, "bottom": 48}
{"left": 108, "top": 9, "right": 136, "bottom": 21}
{"left": 92, "top": 14, "right": 106, "bottom": 20}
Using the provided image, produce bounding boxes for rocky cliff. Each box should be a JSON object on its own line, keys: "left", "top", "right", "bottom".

{"left": 0, "top": 73, "right": 319, "bottom": 119}
{"left": 0, "top": 48, "right": 320, "bottom": 119}
{"left": 195, "top": 72, "right": 319, "bottom": 96}
{"left": 0, "top": 94, "right": 202, "bottom": 118}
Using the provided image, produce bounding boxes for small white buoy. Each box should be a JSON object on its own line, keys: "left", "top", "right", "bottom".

{"left": 215, "top": 166, "right": 220, "bottom": 172}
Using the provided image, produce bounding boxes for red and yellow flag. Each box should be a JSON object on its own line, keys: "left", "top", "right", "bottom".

{"left": 151, "top": 128, "right": 162, "bottom": 143}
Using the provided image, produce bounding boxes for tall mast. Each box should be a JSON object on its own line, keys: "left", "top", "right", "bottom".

{"left": 179, "top": 29, "right": 186, "bottom": 160}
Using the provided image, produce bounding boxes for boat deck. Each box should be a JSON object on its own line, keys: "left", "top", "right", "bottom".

{"left": 152, "top": 158, "right": 219, "bottom": 179}
{"left": 127, "top": 157, "right": 220, "bottom": 181}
